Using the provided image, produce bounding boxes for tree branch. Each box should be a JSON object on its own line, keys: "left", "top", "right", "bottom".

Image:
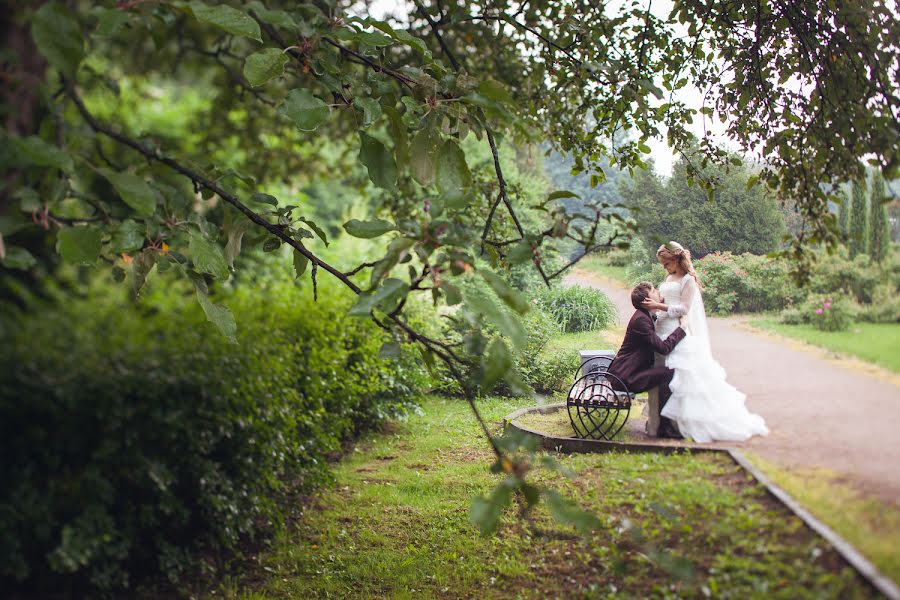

{"left": 67, "top": 82, "right": 503, "bottom": 461}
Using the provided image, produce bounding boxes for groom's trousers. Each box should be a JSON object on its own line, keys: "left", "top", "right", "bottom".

{"left": 610, "top": 361, "right": 675, "bottom": 437}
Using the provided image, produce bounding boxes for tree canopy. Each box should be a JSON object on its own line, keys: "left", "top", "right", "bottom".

{"left": 621, "top": 151, "right": 786, "bottom": 257}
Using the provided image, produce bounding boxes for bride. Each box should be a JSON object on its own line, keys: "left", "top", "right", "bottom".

{"left": 641, "top": 241, "right": 769, "bottom": 443}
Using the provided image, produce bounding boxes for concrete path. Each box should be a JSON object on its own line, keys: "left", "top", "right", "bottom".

{"left": 565, "top": 268, "right": 900, "bottom": 504}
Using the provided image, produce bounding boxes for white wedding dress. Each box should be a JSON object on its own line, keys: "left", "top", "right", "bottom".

{"left": 655, "top": 275, "right": 769, "bottom": 443}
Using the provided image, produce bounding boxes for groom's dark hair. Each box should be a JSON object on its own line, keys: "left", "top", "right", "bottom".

{"left": 631, "top": 282, "right": 654, "bottom": 309}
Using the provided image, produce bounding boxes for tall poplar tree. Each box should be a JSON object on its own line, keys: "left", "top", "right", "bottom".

{"left": 849, "top": 180, "right": 869, "bottom": 258}
{"left": 869, "top": 171, "right": 890, "bottom": 263}
{"left": 838, "top": 190, "right": 850, "bottom": 235}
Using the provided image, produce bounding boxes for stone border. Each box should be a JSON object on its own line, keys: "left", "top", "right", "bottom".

{"left": 504, "top": 403, "right": 900, "bottom": 600}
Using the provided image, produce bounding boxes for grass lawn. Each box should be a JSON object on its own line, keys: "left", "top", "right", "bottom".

{"left": 577, "top": 254, "right": 632, "bottom": 287}
{"left": 228, "top": 396, "right": 874, "bottom": 599}
{"left": 748, "top": 319, "right": 900, "bottom": 373}
{"left": 746, "top": 454, "right": 900, "bottom": 587}
{"left": 544, "top": 328, "right": 625, "bottom": 357}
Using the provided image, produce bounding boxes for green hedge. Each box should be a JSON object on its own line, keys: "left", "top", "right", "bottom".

{"left": 0, "top": 267, "right": 430, "bottom": 595}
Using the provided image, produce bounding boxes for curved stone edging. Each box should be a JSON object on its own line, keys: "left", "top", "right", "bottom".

{"left": 504, "top": 403, "right": 900, "bottom": 600}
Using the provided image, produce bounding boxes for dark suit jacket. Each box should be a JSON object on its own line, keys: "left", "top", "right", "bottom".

{"left": 607, "top": 309, "right": 685, "bottom": 391}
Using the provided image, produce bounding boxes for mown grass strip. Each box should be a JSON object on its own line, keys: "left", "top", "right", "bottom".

{"left": 231, "top": 397, "right": 875, "bottom": 599}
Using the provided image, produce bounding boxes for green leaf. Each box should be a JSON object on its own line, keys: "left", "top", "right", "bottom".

{"left": 292, "top": 248, "right": 309, "bottom": 278}
{"left": 14, "top": 187, "right": 42, "bottom": 212}
{"left": 244, "top": 48, "right": 288, "bottom": 87}
{"left": 480, "top": 270, "right": 530, "bottom": 314}
{"left": 31, "top": 3, "right": 84, "bottom": 77}
{"left": 224, "top": 216, "right": 252, "bottom": 267}
{"left": 507, "top": 241, "right": 534, "bottom": 265}
{"left": 251, "top": 192, "right": 278, "bottom": 206}
{"left": 482, "top": 338, "right": 513, "bottom": 391}
{"left": 355, "top": 97, "right": 382, "bottom": 128}
{"left": 132, "top": 251, "right": 156, "bottom": 296}
{"left": 1, "top": 246, "right": 37, "bottom": 270}
{"left": 348, "top": 277, "right": 409, "bottom": 317}
{"left": 746, "top": 175, "right": 760, "bottom": 190}
{"left": 543, "top": 490, "right": 602, "bottom": 534}
{"left": 442, "top": 282, "right": 462, "bottom": 305}
{"left": 56, "top": 225, "right": 102, "bottom": 266}
{"left": 378, "top": 341, "right": 401, "bottom": 359}
{"left": 478, "top": 79, "right": 513, "bottom": 104}
{"left": 190, "top": 272, "right": 237, "bottom": 341}
{"left": 8, "top": 136, "right": 74, "bottom": 173}
{"left": 343, "top": 218, "right": 395, "bottom": 239}
{"left": 298, "top": 217, "right": 328, "bottom": 246}
{"left": 358, "top": 132, "right": 398, "bottom": 190}
{"left": 466, "top": 288, "right": 527, "bottom": 349}
{"left": 100, "top": 169, "right": 157, "bottom": 216}
{"left": 111, "top": 265, "right": 126, "bottom": 282}
{"left": 0, "top": 214, "right": 29, "bottom": 236}
{"left": 109, "top": 219, "right": 145, "bottom": 253}
{"left": 370, "top": 277, "right": 409, "bottom": 313}
{"left": 470, "top": 478, "right": 515, "bottom": 535}
{"left": 409, "top": 127, "right": 441, "bottom": 186}
{"left": 187, "top": 1, "right": 261, "bottom": 41}
{"left": 385, "top": 107, "right": 409, "bottom": 166}
{"left": 189, "top": 231, "right": 230, "bottom": 279}
{"left": 92, "top": 7, "right": 129, "bottom": 37}
{"left": 547, "top": 190, "right": 580, "bottom": 201}
{"left": 436, "top": 139, "right": 471, "bottom": 199}
{"left": 364, "top": 19, "right": 429, "bottom": 56}
{"left": 244, "top": 0, "right": 296, "bottom": 28}
{"left": 333, "top": 27, "right": 394, "bottom": 47}
{"left": 280, "top": 89, "right": 329, "bottom": 131}
{"left": 349, "top": 278, "right": 409, "bottom": 316}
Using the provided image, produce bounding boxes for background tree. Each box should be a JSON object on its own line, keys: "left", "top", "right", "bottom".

{"left": 621, "top": 151, "right": 785, "bottom": 258}
{"left": 849, "top": 179, "right": 869, "bottom": 258}
{"left": 869, "top": 171, "right": 890, "bottom": 263}
{"left": 838, "top": 190, "right": 850, "bottom": 236}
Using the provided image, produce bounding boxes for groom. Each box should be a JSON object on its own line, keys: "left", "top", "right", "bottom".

{"left": 607, "top": 282, "right": 686, "bottom": 438}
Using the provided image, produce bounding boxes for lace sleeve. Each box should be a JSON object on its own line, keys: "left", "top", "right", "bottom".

{"left": 666, "top": 276, "right": 697, "bottom": 318}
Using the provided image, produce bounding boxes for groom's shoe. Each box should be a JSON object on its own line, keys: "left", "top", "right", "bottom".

{"left": 659, "top": 420, "right": 683, "bottom": 439}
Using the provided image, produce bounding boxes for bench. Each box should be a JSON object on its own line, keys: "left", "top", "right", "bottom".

{"left": 567, "top": 350, "right": 634, "bottom": 440}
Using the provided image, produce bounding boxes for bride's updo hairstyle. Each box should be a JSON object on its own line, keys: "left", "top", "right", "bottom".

{"left": 656, "top": 241, "right": 703, "bottom": 289}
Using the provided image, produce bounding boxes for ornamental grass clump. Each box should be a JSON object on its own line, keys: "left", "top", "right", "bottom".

{"left": 535, "top": 285, "right": 617, "bottom": 333}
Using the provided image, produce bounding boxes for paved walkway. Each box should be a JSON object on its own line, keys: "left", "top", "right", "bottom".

{"left": 565, "top": 269, "right": 900, "bottom": 504}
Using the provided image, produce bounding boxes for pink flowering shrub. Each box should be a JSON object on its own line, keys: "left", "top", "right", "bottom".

{"left": 799, "top": 294, "right": 855, "bottom": 331}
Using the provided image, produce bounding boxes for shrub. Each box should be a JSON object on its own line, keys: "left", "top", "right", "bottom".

{"left": 521, "top": 347, "right": 578, "bottom": 394}
{"left": 696, "top": 252, "right": 800, "bottom": 314}
{"left": 627, "top": 261, "right": 666, "bottom": 287}
{"left": 808, "top": 249, "right": 880, "bottom": 304}
{"left": 535, "top": 285, "right": 617, "bottom": 333}
{"left": 858, "top": 283, "right": 900, "bottom": 323}
{"left": 515, "top": 308, "right": 577, "bottom": 393}
{"left": 779, "top": 306, "right": 804, "bottom": 325}
{"left": 805, "top": 294, "right": 856, "bottom": 331}
{"left": 0, "top": 267, "right": 429, "bottom": 595}
{"left": 605, "top": 247, "right": 631, "bottom": 267}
